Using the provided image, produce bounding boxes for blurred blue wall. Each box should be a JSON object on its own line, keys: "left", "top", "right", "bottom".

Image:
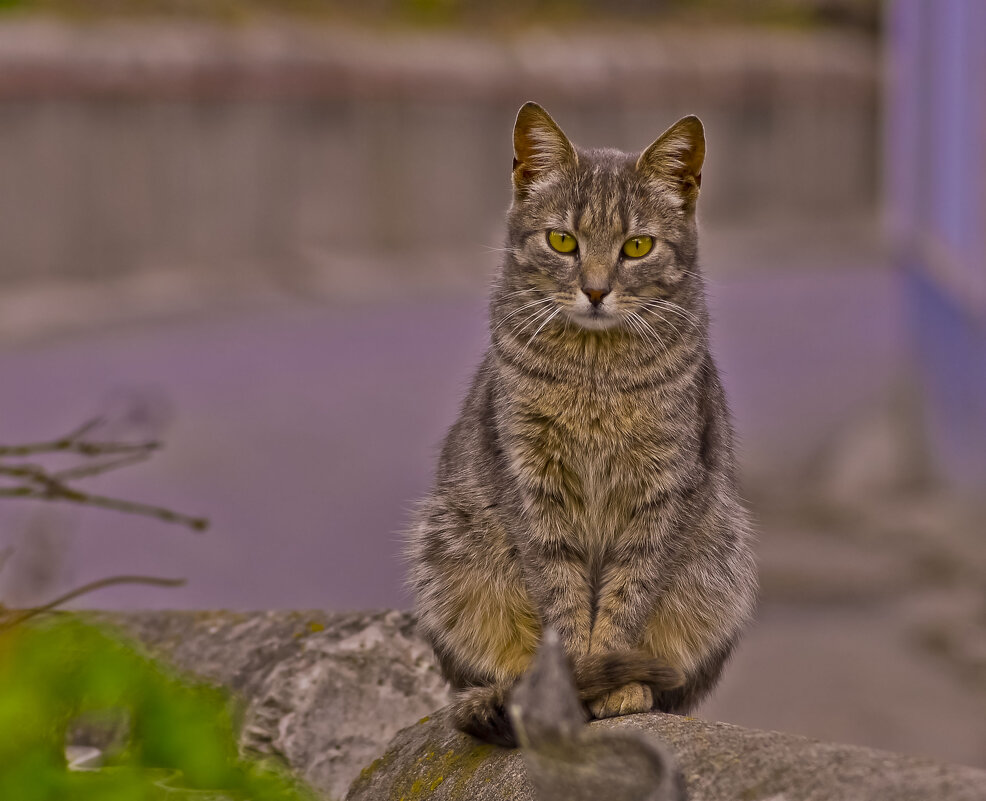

{"left": 887, "top": 0, "right": 986, "bottom": 488}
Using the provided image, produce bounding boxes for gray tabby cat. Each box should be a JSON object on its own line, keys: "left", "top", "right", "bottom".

{"left": 408, "top": 102, "right": 757, "bottom": 746}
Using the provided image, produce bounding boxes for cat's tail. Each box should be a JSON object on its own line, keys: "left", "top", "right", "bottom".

{"left": 451, "top": 651, "right": 684, "bottom": 748}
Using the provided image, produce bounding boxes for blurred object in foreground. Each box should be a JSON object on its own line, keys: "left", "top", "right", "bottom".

{"left": 509, "top": 628, "right": 685, "bottom": 801}
{"left": 0, "top": 616, "right": 314, "bottom": 800}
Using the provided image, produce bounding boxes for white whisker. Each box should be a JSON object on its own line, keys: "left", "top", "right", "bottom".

{"left": 640, "top": 298, "right": 700, "bottom": 328}
{"left": 629, "top": 311, "right": 669, "bottom": 352}
{"left": 640, "top": 307, "right": 684, "bottom": 341}
{"left": 623, "top": 310, "right": 646, "bottom": 338}
{"left": 629, "top": 314, "right": 654, "bottom": 345}
{"left": 623, "top": 312, "right": 649, "bottom": 341}
{"left": 491, "top": 297, "right": 554, "bottom": 333}
{"left": 528, "top": 307, "right": 562, "bottom": 346}
{"left": 513, "top": 304, "right": 557, "bottom": 338}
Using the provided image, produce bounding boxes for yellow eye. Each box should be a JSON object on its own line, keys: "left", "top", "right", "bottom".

{"left": 622, "top": 235, "right": 653, "bottom": 259}
{"left": 548, "top": 230, "right": 578, "bottom": 254}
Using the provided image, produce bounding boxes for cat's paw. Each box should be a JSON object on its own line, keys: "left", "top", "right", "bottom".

{"left": 588, "top": 681, "right": 653, "bottom": 719}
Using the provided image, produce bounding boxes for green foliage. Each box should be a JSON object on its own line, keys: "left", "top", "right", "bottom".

{"left": 0, "top": 617, "right": 315, "bottom": 801}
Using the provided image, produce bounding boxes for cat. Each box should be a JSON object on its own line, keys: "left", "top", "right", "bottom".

{"left": 407, "top": 101, "right": 757, "bottom": 747}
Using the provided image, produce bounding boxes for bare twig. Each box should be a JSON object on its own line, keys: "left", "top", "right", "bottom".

{"left": 53, "top": 451, "right": 154, "bottom": 481}
{"left": 0, "top": 439, "right": 160, "bottom": 458}
{"left": 0, "top": 463, "right": 49, "bottom": 481}
{"left": 0, "top": 417, "right": 160, "bottom": 459}
{"left": 0, "top": 575, "right": 187, "bottom": 630}
{"left": 0, "top": 418, "right": 208, "bottom": 532}
{"left": 0, "top": 486, "right": 208, "bottom": 531}
{"left": 0, "top": 418, "right": 207, "bottom": 628}
{"left": 63, "top": 417, "right": 104, "bottom": 440}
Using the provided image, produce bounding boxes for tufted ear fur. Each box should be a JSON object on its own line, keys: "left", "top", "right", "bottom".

{"left": 512, "top": 102, "right": 577, "bottom": 195}
{"left": 636, "top": 115, "right": 705, "bottom": 207}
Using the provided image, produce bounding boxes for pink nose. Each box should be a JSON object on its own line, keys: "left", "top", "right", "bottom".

{"left": 583, "top": 287, "right": 610, "bottom": 306}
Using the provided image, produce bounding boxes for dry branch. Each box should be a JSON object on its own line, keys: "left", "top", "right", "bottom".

{"left": 0, "top": 416, "right": 209, "bottom": 628}
{"left": 0, "top": 575, "right": 187, "bottom": 631}
{"left": 0, "top": 417, "right": 207, "bottom": 532}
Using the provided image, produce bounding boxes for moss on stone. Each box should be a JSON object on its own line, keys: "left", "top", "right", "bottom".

{"left": 380, "top": 740, "right": 499, "bottom": 800}
{"left": 350, "top": 749, "right": 395, "bottom": 793}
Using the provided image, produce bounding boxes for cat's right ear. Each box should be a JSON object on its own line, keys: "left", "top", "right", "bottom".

{"left": 512, "top": 102, "right": 577, "bottom": 194}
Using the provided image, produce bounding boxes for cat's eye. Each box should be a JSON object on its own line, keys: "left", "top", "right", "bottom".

{"left": 547, "top": 230, "right": 578, "bottom": 254}
{"left": 622, "top": 236, "right": 653, "bottom": 259}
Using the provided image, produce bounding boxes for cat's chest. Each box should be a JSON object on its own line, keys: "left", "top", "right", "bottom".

{"left": 508, "top": 383, "right": 678, "bottom": 501}
{"left": 527, "top": 382, "right": 665, "bottom": 453}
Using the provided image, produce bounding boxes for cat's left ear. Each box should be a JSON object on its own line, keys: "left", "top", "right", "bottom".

{"left": 637, "top": 115, "right": 705, "bottom": 205}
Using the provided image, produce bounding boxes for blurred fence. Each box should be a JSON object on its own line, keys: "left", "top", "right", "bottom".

{"left": 0, "top": 21, "right": 878, "bottom": 290}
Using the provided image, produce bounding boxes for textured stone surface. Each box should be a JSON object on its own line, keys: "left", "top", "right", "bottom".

{"left": 347, "top": 710, "right": 986, "bottom": 801}
{"left": 97, "top": 610, "right": 451, "bottom": 801}
{"left": 96, "top": 610, "right": 986, "bottom": 800}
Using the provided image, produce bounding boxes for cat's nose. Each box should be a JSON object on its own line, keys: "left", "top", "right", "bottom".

{"left": 582, "top": 286, "right": 611, "bottom": 307}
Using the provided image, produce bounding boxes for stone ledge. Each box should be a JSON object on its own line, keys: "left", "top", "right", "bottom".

{"left": 92, "top": 611, "right": 986, "bottom": 800}
{"left": 348, "top": 709, "right": 986, "bottom": 801}
{"left": 91, "top": 610, "right": 451, "bottom": 801}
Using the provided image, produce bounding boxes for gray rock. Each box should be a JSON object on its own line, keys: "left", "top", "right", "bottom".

{"left": 346, "top": 710, "right": 986, "bottom": 801}
{"left": 96, "top": 610, "right": 451, "bottom": 801}
{"left": 97, "top": 610, "right": 986, "bottom": 800}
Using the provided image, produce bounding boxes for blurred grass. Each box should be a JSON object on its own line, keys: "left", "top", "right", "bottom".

{"left": 0, "top": 0, "right": 880, "bottom": 33}
{"left": 0, "top": 616, "right": 315, "bottom": 801}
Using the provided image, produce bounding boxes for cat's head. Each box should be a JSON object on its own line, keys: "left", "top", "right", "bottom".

{"left": 496, "top": 102, "right": 705, "bottom": 345}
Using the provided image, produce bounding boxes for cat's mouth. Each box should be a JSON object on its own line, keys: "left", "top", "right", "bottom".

{"left": 566, "top": 306, "right": 621, "bottom": 331}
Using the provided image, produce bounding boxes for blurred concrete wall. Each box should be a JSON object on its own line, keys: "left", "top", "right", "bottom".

{"left": 0, "top": 21, "right": 878, "bottom": 289}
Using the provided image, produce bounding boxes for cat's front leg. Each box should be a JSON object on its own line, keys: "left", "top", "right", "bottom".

{"left": 589, "top": 507, "right": 756, "bottom": 718}
{"left": 521, "top": 509, "right": 594, "bottom": 660}
{"left": 582, "top": 503, "right": 677, "bottom": 719}
{"left": 509, "top": 428, "right": 596, "bottom": 659}
{"left": 588, "top": 511, "right": 671, "bottom": 657}
{"left": 584, "top": 549, "right": 664, "bottom": 718}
